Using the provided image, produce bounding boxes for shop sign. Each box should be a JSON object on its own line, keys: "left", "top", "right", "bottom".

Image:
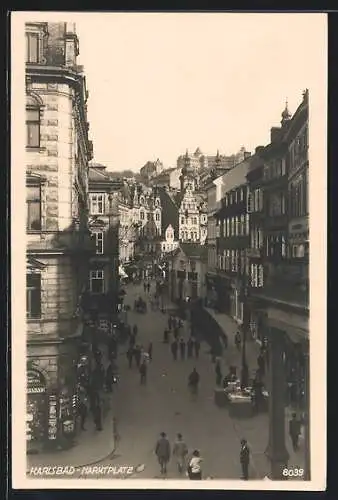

{"left": 27, "top": 369, "right": 47, "bottom": 394}
{"left": 47, "top": 395, "right": 58, "bottom": 440}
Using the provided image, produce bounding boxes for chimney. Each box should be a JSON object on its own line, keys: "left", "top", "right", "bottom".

{"left": 270, "top": 127, "right": 281, "bottom": 143}
{"left": 255, "top": 146, "right": 265, "bottom": 155}
{"left": 244, "top": 152, "right": 251, "bottom": 159}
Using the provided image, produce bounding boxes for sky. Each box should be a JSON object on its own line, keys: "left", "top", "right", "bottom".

{"left": 74, "top": 13, "right": 326, "bottom": 172}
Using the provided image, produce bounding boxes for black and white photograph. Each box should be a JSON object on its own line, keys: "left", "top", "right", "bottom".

{"left": 11, "top": 12, "right": 326, "bottom": 490}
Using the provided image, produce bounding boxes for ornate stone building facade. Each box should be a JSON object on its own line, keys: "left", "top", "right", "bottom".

{"left": 25, "top": 22, "right": 93, "bottom": 448}
{"left": 176, "top": 160, "right": 207, "bottom": 244}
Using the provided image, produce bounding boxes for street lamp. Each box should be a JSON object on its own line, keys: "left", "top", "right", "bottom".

{"left": 240, "top": 282, "right": 249, "bottom": 389}
{"left": 107, "top": 191, "right": 120, "bottom": 332}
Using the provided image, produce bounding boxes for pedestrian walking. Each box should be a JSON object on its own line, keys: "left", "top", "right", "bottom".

{"left": 143, "top": 282, "right": 147, "bottom": 293}
{"left": 168, "top": 316, "right": 173, "bottom": 331}
{"left": 148, "top": 342, "right": 153, "bottom": 361}
{"left": 140, "top": 346, "right": 146, "bottom": 364}
{"left": 240, "top": 439, "right": 250, "bottom": 479}
{"left": 194, "top": 339, "right": 200, "bottom": 359}
{"left": 78, "top": 399, "right": 88, "bottom": 431}
{"left": 173, "top": 433, "right": 188, "bottom": 475}
{"left": 289, "top": 412, "right": 301, "bottom": 451}
{"left": 188, "top": 368, "right": 200, "bottom": 397}
{"left": 179, "top": 338, "right": 186, "bottom": 360}
{"left": 155, "top": 432, "right": 171, "bottom": 475}
{"left": 172, "top": 317, "right": 177, "bottom": 330}
{"left": 257, "top": 353, "right": 265, "bottom": 377}
{"left": 139, "top": 361, "right": 147, "bottom": 385}
{"left": 133, "top": 324, "right": 138, "bottom": 337}
{"left": 93, "top": 402, "right": 103, "bottom": 431}
{"left": 187, "top": 450, "right": 202, "bottom": 480}
{"left": 88, "top": 387, "right": 100, "bottom": 414}
{"left": 91, "top": 365, "right": 104, "bottom": 392}
{"left": 129, "top": 333, "right": 136, "bottom": 349}
{"left": 147, "top": 282, "right": 151, "bottom": 294}
{"left": 134, "top": 345, "right": 141, "bottom": 368}
{"left": 187, "top": 337, "right": 194, "bottom": 358}
{"left": 215, "top": 359, "right": 222, "bottom": 387}
{"left": 126, "top": 347, "right": 133, "bottom": 368}
{"left": 173, "top": 327, "right": 179, "bottom": 341}
{"left": 93, "top": 348, "right": 102, "bottom": 366}
{"left": 105, "top": 362, "right": 113, "bottom": 393}
{"left": 171, "top": 340, "right": 178, "bottom": 361}
{"left": 163, "top": 329, "right": 169, "bottom": 343}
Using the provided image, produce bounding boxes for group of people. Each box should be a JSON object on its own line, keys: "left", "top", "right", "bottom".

{"left": 125, "top": 324, "right": 152, "bottom": 385}
{"left": 76, "top": 327, "right": 120, "bottom": 432}
{"left": 154, "top": 432, "right": 252, "bottom": 480}
{"left": 155, "top": 432, "right": 203, "bottom": 479}
{"left": 164, "top": 316, "right": 201, "bottom": 362}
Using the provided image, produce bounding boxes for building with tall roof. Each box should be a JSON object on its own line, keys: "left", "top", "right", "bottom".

{"left": 131, "top": 183, "right": 162, "bottom": 261}
{"left": 150, "top": 167, "right": 181, "bottom": 190}
{"left": 139, "top": 158, "right": 164, "bottom": 184}
{"left": 168, "top": 243, "right": 208, "bottom": 303}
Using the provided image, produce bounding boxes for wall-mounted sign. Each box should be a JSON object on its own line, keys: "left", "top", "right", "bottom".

{"left": 47, "top": 395, "right": 58, "bottom": 440}
{"left": 27, "top": 369, "right": 47, "bottom": 394}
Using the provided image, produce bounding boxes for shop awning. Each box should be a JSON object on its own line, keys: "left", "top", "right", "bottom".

{"left": 268, "top": 317, "right": 309, "bottom": 344}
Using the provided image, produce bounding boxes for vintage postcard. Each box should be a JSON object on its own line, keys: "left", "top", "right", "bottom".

{"left": 11, "top": 11, "right": 327, "bottom": 491}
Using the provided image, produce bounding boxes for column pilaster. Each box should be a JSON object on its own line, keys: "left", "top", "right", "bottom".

{"left": 265, "top": 326, "right": 290, "bottom": 479}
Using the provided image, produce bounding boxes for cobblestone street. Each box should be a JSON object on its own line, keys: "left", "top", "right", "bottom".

{"left": 27, "top": 282, "right": 306, "bottom": 481}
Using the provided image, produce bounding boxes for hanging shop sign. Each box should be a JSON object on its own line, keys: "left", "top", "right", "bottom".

{"left": 27, "top": 369, "right": 47, "bottom": 394}
{"left": 47, "top": 395, "right": 58, "bottom": 440}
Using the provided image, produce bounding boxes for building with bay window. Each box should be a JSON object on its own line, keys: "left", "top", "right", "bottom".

{"left": 25, "top": 22, "right": 94, "bottom": 450}
{"left": 248, "top": 93, "right": 310, "bottom": 478}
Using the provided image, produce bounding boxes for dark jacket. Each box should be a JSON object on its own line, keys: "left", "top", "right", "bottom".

{"left": 155, "top": 437, "right": 171, "bottom": 460}
{"left": 171, "top": 341, "right": 178, "bottom": 353}
{"left": 240, "top": 444, "right": 250, "bottom": 464}
{"left": 289, "top": 418, "right": 301, "bottom": 437}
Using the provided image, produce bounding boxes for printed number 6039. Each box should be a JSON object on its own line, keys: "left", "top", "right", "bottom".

{"left": 282, "top": 468, "right": 304, "bottom": 477}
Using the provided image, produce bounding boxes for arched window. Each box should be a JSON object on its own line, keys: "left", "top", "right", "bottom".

{"left": 26, "top": 94, "right": 43, "bottom": 148}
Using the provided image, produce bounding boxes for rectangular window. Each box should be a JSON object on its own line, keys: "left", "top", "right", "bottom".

{"left": 247, "top": 192, "right": 253, "bottom": 213}
{"left": 155, "top": 213, "right": 160, "bottom": 221}
{"left": 26, "top": 33, "right": 39, "bottom": 63}
{"left": 281, "top": 193, "right": 286, "bottom": 214}
{"left": 235, "top": 216, "right": 239, "bottom": 236}
{"left": 26, "top": 274, "right": 41, "bottom": 318}
{"left": 231, "top": 217, "right": 234, "bottom": 236}
{"left": 89, "top": 270, "right": 104, "bottom": 293}
{"left": 90, "top": 194, "right": 104, "bottom": 215}
{"left": 94, "top": 232, "right": 104, "bottom": 254}
{"left": 27, "top": 185, "right": 41, "bottom": 230}
{"left": 26, "top": 108, "right": 40, "bottom": 147}
{"left": 246, "top": 214, "right": 250, "bottom": 235}
{"left": 259, "top": 189, "right": 263, "bottom": 211}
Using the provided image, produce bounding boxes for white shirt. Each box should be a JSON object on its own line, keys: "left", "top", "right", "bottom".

{"left": 189, "top": 457, "right": 202, "bottom": 473}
